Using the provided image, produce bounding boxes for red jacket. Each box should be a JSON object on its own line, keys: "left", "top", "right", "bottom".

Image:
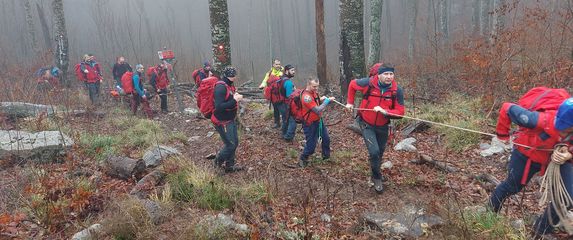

{"left": 152, "top": 68, "right": 169, "bottom": 90}
{"left": 347, "top": 76, "right": 405, "bottom": 126}
{"left": 496, "top": 103, "right": 562, "bottom": 184}
{"left": 81, "top": 62, "right": 102, "bottom": 83}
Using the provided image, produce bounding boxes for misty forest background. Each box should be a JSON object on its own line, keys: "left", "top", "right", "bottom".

{"left": 2, "top": 0, "right": 571, "bottom": 101}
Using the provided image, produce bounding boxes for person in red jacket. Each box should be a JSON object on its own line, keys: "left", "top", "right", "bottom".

{"left": 149, "top": 64, "right": 169, "bottom": 113}
{"left": 192, "top": 61, "right": 213, "bottom": 88}
{"left": 298, "top": 78, "right": 335, "bottom": 167}
{"left": 490, "top": 97, "right": 573, "bottom": 237}
{"left": 79, "top": 54, "right": 103, "bottom": 105}
{"left": 345, "top": 64, "right": 405, "bottom": 193}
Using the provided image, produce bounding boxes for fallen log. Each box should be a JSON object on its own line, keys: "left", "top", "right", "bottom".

{"left": 130, "top": 170, "right": 166, "bottom": 199}
{"left": 105, "top": 156, "right": 146, "bottom": 180}
{"left": 410, "top": 154, "right": 459, "bottom": 173}
{"left": 400, "top": 121, "right": 429, "bottom": 137}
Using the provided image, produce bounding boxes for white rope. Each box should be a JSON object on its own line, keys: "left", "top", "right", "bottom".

{"left": 540, "top": 161, "right": 573, "bottom": 234}
{"left": 330, "top": 99, "right": 553, "bottom": 151}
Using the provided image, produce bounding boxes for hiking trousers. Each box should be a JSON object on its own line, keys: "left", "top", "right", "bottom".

{"left": 131, "top": 93, "right": 153, "bottom": 118}
{"left": 300, "top": 120, "right": 330, "bottom": 161}
{"left": 359, "top": 118, "right": 389, "bottom": 180}
{"left": 85, "top": 82, "right": 100, "bottom": 105}
{"left": 214, "top": 120, "right": 239, "bottom": 167}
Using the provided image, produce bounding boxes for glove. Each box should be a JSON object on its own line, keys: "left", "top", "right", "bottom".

{"left": 551, "top": 146, "right": 572, "bottom": 165}
{"left": 345, "top": 103, "right": 354, "bottom": 110}
{"left": 373, "top": 106, "right": 387, "bottom": 115}
{"left": 320, "top": 96, "right": 327, "bottom": 101}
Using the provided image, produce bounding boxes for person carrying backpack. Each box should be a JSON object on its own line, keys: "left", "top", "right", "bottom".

{"left": 112, "top": 56, "right": 132, "bottom": 89}
{"left": 298, "top": 78, "right": 335, "bottom": 168}
{"left": 345, "top": 64, "right": 405, "bottom": 193}
{"left": 130, "top": 64, "right": 153, "bottom": 118}
{"left": 76, "top": 54, "right": 103, "bottom": 105}
{"left": 212, "top": 66, "right": 245, "bottom": 173}
{"left": 281, "top": 65, "right": 297, "bottom": 141}
{"left": 149, "top": 64, "right": 169, "bottom": 113}
{"left": 487, "top": 88, "right": 573, "bottom": 237}
{"left": 260, "top": 59, "right": 284, "bottom": 128}
{"left": 192, "top": 61, "right": 213, "bottom": 88}
{"left": 36, "top": 66, "right": 60, "bottom": 92}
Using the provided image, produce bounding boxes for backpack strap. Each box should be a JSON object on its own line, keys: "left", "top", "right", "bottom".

{"left": 528, "top": 90, "right": 551, "bottom": 110}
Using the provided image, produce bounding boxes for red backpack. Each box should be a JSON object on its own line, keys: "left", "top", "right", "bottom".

{"left": 263, "top": 72, "right": 281, "bottom": 100}
{"left": 196, "top": 76, "right": 223, "bottom": 118}
{"left": 121, "top": 72, "right": 135, "bottom": 94}
{"left": 192, "top": 69, "right": 200, "bottom": 86}
{"left": 74, "top": 63, "right": 86, "bottom": 81}
{"left": 517, "top": 87, "right": 570, "bottom": 112}
{"left": 287, "top": 89, "right": 312, "bottom": 123}
{"left": 146, "top": 67, "right": 157, "bottom": 78}
{"left": 267, "top": 77, "right": 287, "bottom": 103}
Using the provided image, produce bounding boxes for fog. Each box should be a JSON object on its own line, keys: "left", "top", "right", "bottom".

{"left": 0, "top": 0, "right": 569, "bottom": 86}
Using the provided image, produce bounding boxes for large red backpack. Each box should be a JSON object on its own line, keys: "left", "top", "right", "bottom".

{"left": 146, "top": 67, "right": 157, "bottom": 78}
{"left": 196, "top": 76, "right": 223, "bottom": 118}
{"left": 267, "top": 77, "right": 286, "bottom": 103}
{"left": 287, "top": 89, "right": 312, "bottom": 123}
{"left": 263, "top": 72, "right": 281, "bottom": 100}
{"left": 121, "top": 71, "right": 135, "bottom": 94}
{"left": 74, "top": 63, "right": 86, "bottom": 81}
{"left": 517, "top": 87, "right": 569, "bottom": 112}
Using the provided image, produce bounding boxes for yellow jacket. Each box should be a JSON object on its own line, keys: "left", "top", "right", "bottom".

{"left": 259, "top": 67, "right": 283, "bottom": 88}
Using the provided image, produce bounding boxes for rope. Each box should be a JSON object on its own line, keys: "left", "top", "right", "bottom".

{"left": 539, "top": 159, "right": 573, "bottom": 234}
{"left": 330, "top": 99, "right": 553, "bottom": 151}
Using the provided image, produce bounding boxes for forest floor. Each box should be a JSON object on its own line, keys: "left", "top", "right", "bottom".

{"left": 0, "top": 92, "right": 566, "bottom": 239}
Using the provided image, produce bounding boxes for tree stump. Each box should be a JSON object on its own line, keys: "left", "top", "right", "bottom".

{"left": 105, "top": 156, "right": 145, "bottom": 180}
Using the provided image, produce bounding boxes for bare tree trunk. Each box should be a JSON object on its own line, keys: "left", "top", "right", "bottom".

{"left": 339, "top": 0, "right": 365, "bottom": 98}
{"left": 36, "top": 3, "right": 52, "bottom": 51}
{"left": 471, "top": 0, "right": 480, "bottom": 36}
{"left": 489, "top": 0, "right": 506, "bottom": 45}
{"left": 407, "top": 0, "right": 418, "bottom": 63}
{"left": 368, "top": 0, "right": 383, "bottom": 67}
{"left": 208, "top": 0, "right": 232, "bottom": 72}
{"left": 52, "top": 0, "right": 70, "bottom": 87}
{"left": 315, "top": 0, "right": 328, "bottom": 91}
{"left": 382, "top": 0, "right": 391, "bottom": 58}
{"left": 23, "top": 0, "right": 39, "bottom": 55}
{"left": 479, "top": 0, "right": 489, "bottom": 36}
{"left": 439, "top": 0, "right": 449, "bottom": 44}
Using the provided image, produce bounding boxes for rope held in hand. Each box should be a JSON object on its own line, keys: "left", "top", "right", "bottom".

{"left": 330, "top": 99, "right": 552, "bottom": 151}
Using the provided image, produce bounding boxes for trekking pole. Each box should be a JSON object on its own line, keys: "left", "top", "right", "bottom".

{"left": 330, "top": 99, "right": 553, "bottom": 151}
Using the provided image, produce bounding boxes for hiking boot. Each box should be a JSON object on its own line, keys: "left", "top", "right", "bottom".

{"left": 322, "top": 156, "right": 330, "bottom": 161}
{"left": 283, "top": 137, "right": 293, "bottom": 142}
{"left": 299, "top": 159, "right": 308, "bottom": 168}
{"left": 225, "top": 165, "right": 245, "bottom": 173}
{"left": 372, "top": 178, "right": 384, "bottom": 193}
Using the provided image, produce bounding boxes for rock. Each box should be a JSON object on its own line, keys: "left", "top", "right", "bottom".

{"left": 479, "top": 143, "right": 491, "bottom": 150}
{"left": 201, "top": 213, "right": 250, "bottom": 236}
{"left": 188, "top": 136, "right": 201, "bottom": 142}
{"left": 130, "top": 170, "right": 166, "bottom": 198}
{"left": 105, "top": 156, "right": 146, "bottom": 180}
{"left": 381, "top": 161, "right": 393, "bottom": 170}
{"left": 0, "top": 102, "right": 55, "bottom": 119}
{"left": 362, "top": 205, "right": 443, "bottom": 238}
{"left": 394, "top": 137, "right": 417, "bottom": 152}
{"left": 143, "top": 145, "right": 180, "bottom": 167}
{"left": 183, "top": 107, "right": 199, "bottom": 116}
{"left": 321, "top": 213, "right": 332, "bottom": 222}
{"left": 464, "top": 205, "right": 487, "bottom": 214}
{"left": 510, "top": 219, "right": 525, "bottom": 231}
{"left": 71, "top": 223, "right": 103, "bottom": 240}
{"left": 480, "top": 137, "right": 509, "bottom": 157}
{"left": 0, "top": 130, "right": 74, "bottom": 167}
{"left": 206, "top": 131, "right": 215, "bottom": 137}
{"left": 140, "top": 199, "right": 165, "bottom": 225}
